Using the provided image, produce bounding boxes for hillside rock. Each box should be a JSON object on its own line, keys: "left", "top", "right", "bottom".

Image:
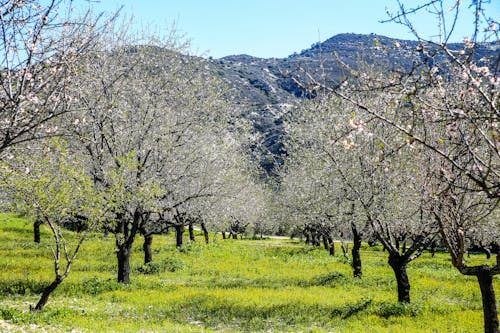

{"left": 200, "top": 33, "right": 497, "bottom": 174}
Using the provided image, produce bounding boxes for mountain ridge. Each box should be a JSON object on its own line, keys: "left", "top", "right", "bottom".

{"left": 200, "top": 33, "right": 497, "bottom": 172}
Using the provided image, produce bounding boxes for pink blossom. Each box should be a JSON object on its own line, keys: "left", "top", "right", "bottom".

{"left": 463, "top": 38, "right": 475, "bottom": 49}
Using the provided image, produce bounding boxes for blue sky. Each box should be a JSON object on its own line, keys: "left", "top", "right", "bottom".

{"left": 88, "top": 0, "right": 499, "bottom": 58}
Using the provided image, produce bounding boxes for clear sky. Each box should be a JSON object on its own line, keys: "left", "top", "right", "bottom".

{"left": 88, "top": 0, "right": 500, "bottom": 59}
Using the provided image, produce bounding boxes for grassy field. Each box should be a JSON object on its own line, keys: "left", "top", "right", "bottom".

{"left": 0, "top": 213, "right": 498, "bottom": 332}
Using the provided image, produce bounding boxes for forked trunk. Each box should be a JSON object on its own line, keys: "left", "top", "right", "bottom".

{"left": 143, "top": 233, "right": 153, "bottom": 264}
{"left": 476, "top": 269, "right": 498, "bottom": 333}
{"left": 32, "top": 277, "right": 63, "bottom": 312}
{"left": 388, "top": 254, "right": 410, "bottom": 303}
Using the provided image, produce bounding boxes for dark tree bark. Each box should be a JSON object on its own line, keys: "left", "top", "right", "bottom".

{"left": 201, "top": 222, "right": 209, "bottom": 244}
{"left": 188, "top": 223, "right": 195, "bottom": 242}
{"left": 143, "top": 233, "right": 153, "bottom": 264}
{"left": 32, "top": 277, "right": 63, "bottom": 312}
{"left": 430, "top": 241, "right": 436, "bottom": 257}
{"left": 114, "top": 211, "right": 140, "bottom": 284}
{"left": 484, "top": 248, "right": 492, "bottom": 260}
{"left": 232, "top": 232, "right": 237, "bottom": 240}
{"left": 322, "top": 235, "right": 330, "bottom": 251}
{"left": 34, "top": 219, "right": 42, "bottom": 243}
{"left": 476, "top": 269, "right": 499, "bottom": 333}
{"left": 174, "top": 225, "right": 184, "bottom": 248}
{"left": 221, "top": 231, "right": 226, "bottom": 239}
{"left": 328, "top": 236, "right": 335, "bottom": 256}
{"left": 117, "top": 244, "right": 132, "bottom": 284}
{"left": 388, "top": 254, "right": 410, "bottom": 303}
{"left": 312, "top": 233, "right": 320, "bottom": 247}
{"left": 352, "top": 225, "right": 362, "bottom": 278}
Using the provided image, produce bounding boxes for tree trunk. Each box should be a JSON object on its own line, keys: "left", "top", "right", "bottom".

{"left": 221, "top": 231, "right": 226, "bottom": 240}
{"left": 485, "top": 249, "right": 492, "bottom": 260}
{"left": 174, "top": 225, "right": 184, "bottom": 248}
{"left": 188, "top": 223, "right": 195, "bottom": 242}
{"left": 430, "top": 241, "right": 436, "bottom": 257}
{"left": 201, "top": 222, "right": 209, "bottom": 244}
{"left": 117, "top": 245, "right": 132, "bottom": 284}
{"left": 476, "top": 269, "right": 499, "bottom": 333}
{"left": 388, "top": 254, "right": 410, "bottom": 303}
{"left": 32, "top": 277, "right": 63, "bottom": 311}
{"left": 341, "top": 241, "right": 349, "bottom": 258}
{"left": 328, "top": 237, "right": 335, "bottom": 256}
{"left": 312, "top": 233, "right": 320, "bottom": 247}
{"left": 232, "top": 232, "right": 237, "bottom": 240}
{"left": 322, "top": 235, "right": 330, "bottom": 251}
{"left": 34, "top": 219, "right": 42, "bottom": 243}
{"left": 143, "top": 233, "right": 153, "bottom": 264}
{"left": 352, "top": 226, "right": 362, "bottom": 278}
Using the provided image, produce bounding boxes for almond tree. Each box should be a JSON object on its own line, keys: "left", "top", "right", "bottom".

{"left": 70, "top": 24, "right": 254, "bottom": 283}
{"left": 148, "top": 124, "right": 258, "bottom": 249}
{"left": 277, "top": 136, "right": 342, "bottom": 253}
{"left": 0, "top": 139, "right": 104, "bottom": 311}
{"left": 70, "top": 29, "right": 188, "bottom": 283}
{"left": 0, "top": 0, "right": 111, "bottom": 155}
{"left": 326, "top": 1, "right": 499, "bottom": 330}
{"left": 280, "top": 92, "right": 439, "bottom": 302}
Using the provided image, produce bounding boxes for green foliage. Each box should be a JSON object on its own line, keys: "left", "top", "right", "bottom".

{"left": 0, "top": 139, "right": 105, "bottom": 227}
{"left": 0, "top": 213, "right": 495, "bottom": 332}
{"left": 308, "top": 272, "right": 347, "bottom": 287}
{"left": 0, "top": 307, "right": 24, "bottom": 322}
{"left": 70, "top": 277, "right": 124, "bottom": 295}
{"left": 330, "top": 299, "right": 372, "bottom": 319}
{"left": 372, "top": 301, "right": 422, "bottom": 318}
{"left": 0, "top": 279, "right": 46, "bottom": 295}
{"left": 137, "top": 258, "right": 186, "bottom": 274}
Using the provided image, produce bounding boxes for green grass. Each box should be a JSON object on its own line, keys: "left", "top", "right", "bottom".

{"left": 0, "top": 212, "right": 498, "bottom": 332}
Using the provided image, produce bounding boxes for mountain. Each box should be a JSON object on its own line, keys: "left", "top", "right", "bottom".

{"left": 200, "top": 33, "right": 498, "bottom": 173}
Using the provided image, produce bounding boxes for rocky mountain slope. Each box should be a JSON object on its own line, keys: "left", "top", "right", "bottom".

{"left": 202, "top": 33, "right": 497, "bottom": 173}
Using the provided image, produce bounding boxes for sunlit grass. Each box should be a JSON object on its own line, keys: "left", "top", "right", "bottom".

{"left": 0, "top": 212, "right": 497, "bottom": 332}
